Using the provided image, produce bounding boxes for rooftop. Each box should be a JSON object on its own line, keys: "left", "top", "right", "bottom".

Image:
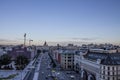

{"left": 84, "top": 51, "right": 120, "bottom": 65}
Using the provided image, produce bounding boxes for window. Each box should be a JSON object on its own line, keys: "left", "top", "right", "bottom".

{"left": 112, "top": 67, "right": 114, "bottom": 70}
{"left": 113, "top": 77, "right": 114, "bottom": 80}
{"left": 108, "top": 67, "right": 110, "bottom": 70}
{"left": 103, "top": 66, "right": 105, "bottom": 69}
{"left": 68, "top": 60, "right": 71, "bottom": 62}
{"left": 103, "top": 76, "right": 105, "bottom": 79}
{"left": 108, "top": 77, "right": 110, "bottom": 80}
{"left": 68, "top": 57, "right": 71, "bottom": 58}
{"left": 108, "top": 72, "right": 110, "bottom": 75}
{"left": 113, "top": 72, "right": 114, "bottom": 75}
{"left": 68, "top": 65, "right": 71, "bottom": 68}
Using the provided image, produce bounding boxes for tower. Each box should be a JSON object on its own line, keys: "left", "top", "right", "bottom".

{"left": 43, "top": 41, "right": 48, "bottom": 46}
{"left": 24, "top": 33, "right": 26, "bottom": 47}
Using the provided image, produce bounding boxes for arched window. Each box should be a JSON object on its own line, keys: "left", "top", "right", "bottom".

{"left": 88, "top": 74, "right": 96, "bottom": 80}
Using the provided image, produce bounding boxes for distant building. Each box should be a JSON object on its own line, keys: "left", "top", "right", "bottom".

{"left": 8, "top": 46, "right": 32, "bottom": 60}
{"left": 43, "top": 41, "right": 48, "bottom": 46}
{"left": 117, "top": 48, "right": 120, "bottom": 52}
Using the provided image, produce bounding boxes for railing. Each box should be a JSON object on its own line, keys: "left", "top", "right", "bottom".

{"left": 23, "top": 70, "right": 31, "bottom": 80}
{"left": 23, "top": 55, "right": 39, "bottom": 80}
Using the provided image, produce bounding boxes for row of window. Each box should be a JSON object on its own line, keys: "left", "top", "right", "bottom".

{"left": 64, "top": 60, "right": 74, "bottom": 62}
{"left": 101, "top": 76, "right": 115, "bottom": 80}
{"left": 64, "top": 62, "right": 74, "bottom": 64}
{"left": 64, "top": 65, "right": 72, "bottom": 69}
{"left": 102, "top": 71, "right": 116, "bottom": 75}
{"left": 102, "top": 66, "right": 115, "bottom": 70}
{"left": 64, "top": 57, "right": 74, "bottom": 58}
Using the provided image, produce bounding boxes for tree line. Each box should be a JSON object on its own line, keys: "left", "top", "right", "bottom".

{"left": 0, "top": 54, "right": 29, "bottom": 70}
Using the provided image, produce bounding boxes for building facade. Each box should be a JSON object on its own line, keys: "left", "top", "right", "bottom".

{"left": 53, "top": 50, "right": 75, "bottom": 70}
{"left": 8, "top": 46, "right": 32, "bottom": 60}
{"left": 74, "top": 49, "right": 120, "bottom": 80}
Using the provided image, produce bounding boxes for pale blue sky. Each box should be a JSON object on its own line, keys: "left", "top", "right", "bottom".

{"left": 0, "top": 0, "right": 120, "bottom": 45}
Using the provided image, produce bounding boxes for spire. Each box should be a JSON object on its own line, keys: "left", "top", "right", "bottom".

{"left": 43, "top": 41, "right": 48, "bottom": 46}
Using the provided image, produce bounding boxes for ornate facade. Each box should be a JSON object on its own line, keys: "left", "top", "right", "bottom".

{"left": 74, "top": 50, "right": 120, "bottom": 80}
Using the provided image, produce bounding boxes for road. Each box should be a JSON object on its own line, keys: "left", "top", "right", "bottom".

{"left": 38, "top": 52, "right": 53, "bottom": 80}
{"left": 24, "top": 52, "right": 51, "bottom": 80}
{"left": 24, "top": 68, "right": 35, "bottom": 80}
{"left": 26, "top": 52, "right": 81, "bottom": 80}
{"left": 24, "top": 53, "right": 42, "bottom": 80}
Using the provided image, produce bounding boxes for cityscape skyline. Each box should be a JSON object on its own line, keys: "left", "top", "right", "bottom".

{"left": 0, "top": 0, "right": 120, "bottom": 45}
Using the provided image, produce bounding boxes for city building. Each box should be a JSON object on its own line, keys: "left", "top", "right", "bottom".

{"left": 53, "top": 49, "right": 75, "bottom": 70}
{"left": 74, "top": 49, "right": 120, "bottom": 80}
{"left": 8, "top": 46, "right": 32, "bottom": 60}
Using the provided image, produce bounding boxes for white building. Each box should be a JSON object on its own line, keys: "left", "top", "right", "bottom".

{"left": 74, "top": 49, "right": 120, "bottom": 80}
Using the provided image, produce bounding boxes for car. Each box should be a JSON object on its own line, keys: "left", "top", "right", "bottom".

{"left": 70, "top": 75, "right": 75, "bottom": 79}
{"left": 48, "top": 74, "right": 51, "bottom": 77}
{"left": 42, "top": 72, "right": 44, "bottom": 74}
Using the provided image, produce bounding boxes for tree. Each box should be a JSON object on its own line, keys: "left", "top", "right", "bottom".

{"left": 2, "top": 47, "right": 6, "bottom": 50}
{"left": 0, "top": 54, "right": 11, "bottom": 65}
{"left": 43, "top": 50, "right": 46, "bottom": 53}
{"left": 15, "top": 55, "right": 29, "bottom": 69}
{"left": 37, "top": 50, "right": 41, "bottom": 54}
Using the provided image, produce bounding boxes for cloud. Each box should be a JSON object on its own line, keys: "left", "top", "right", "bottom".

{"left": 0, "top": 38, "right": 32, "bottom": 45}
{"left": 16, "top": 38, "right": 31, "bottom": 41}
{"left": 0, "top": 38, "right": 19, "bottom": 44}
{"left": 0, "top": 39, "right": 12, "bottom": 42}
{"left": 71, "top": 37, "right": 99, "bottom": 41}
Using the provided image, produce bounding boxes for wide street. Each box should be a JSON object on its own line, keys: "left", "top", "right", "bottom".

{"left": 24, "top": 52, "right": 81, "bottom": 80}
{"left": 38, "top": 53, "right": 53, "bottom": 80}
{"left": 37, "top": 52, "right": 80, "bottom": 80}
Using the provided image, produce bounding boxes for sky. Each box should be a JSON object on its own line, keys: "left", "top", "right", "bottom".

{"left": 0, "top": 0, "right": 120, "bottom": 45}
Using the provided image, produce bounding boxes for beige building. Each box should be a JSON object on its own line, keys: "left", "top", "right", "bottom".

{"left": 53, "top": 50, "right": 75, "bottom": 70}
